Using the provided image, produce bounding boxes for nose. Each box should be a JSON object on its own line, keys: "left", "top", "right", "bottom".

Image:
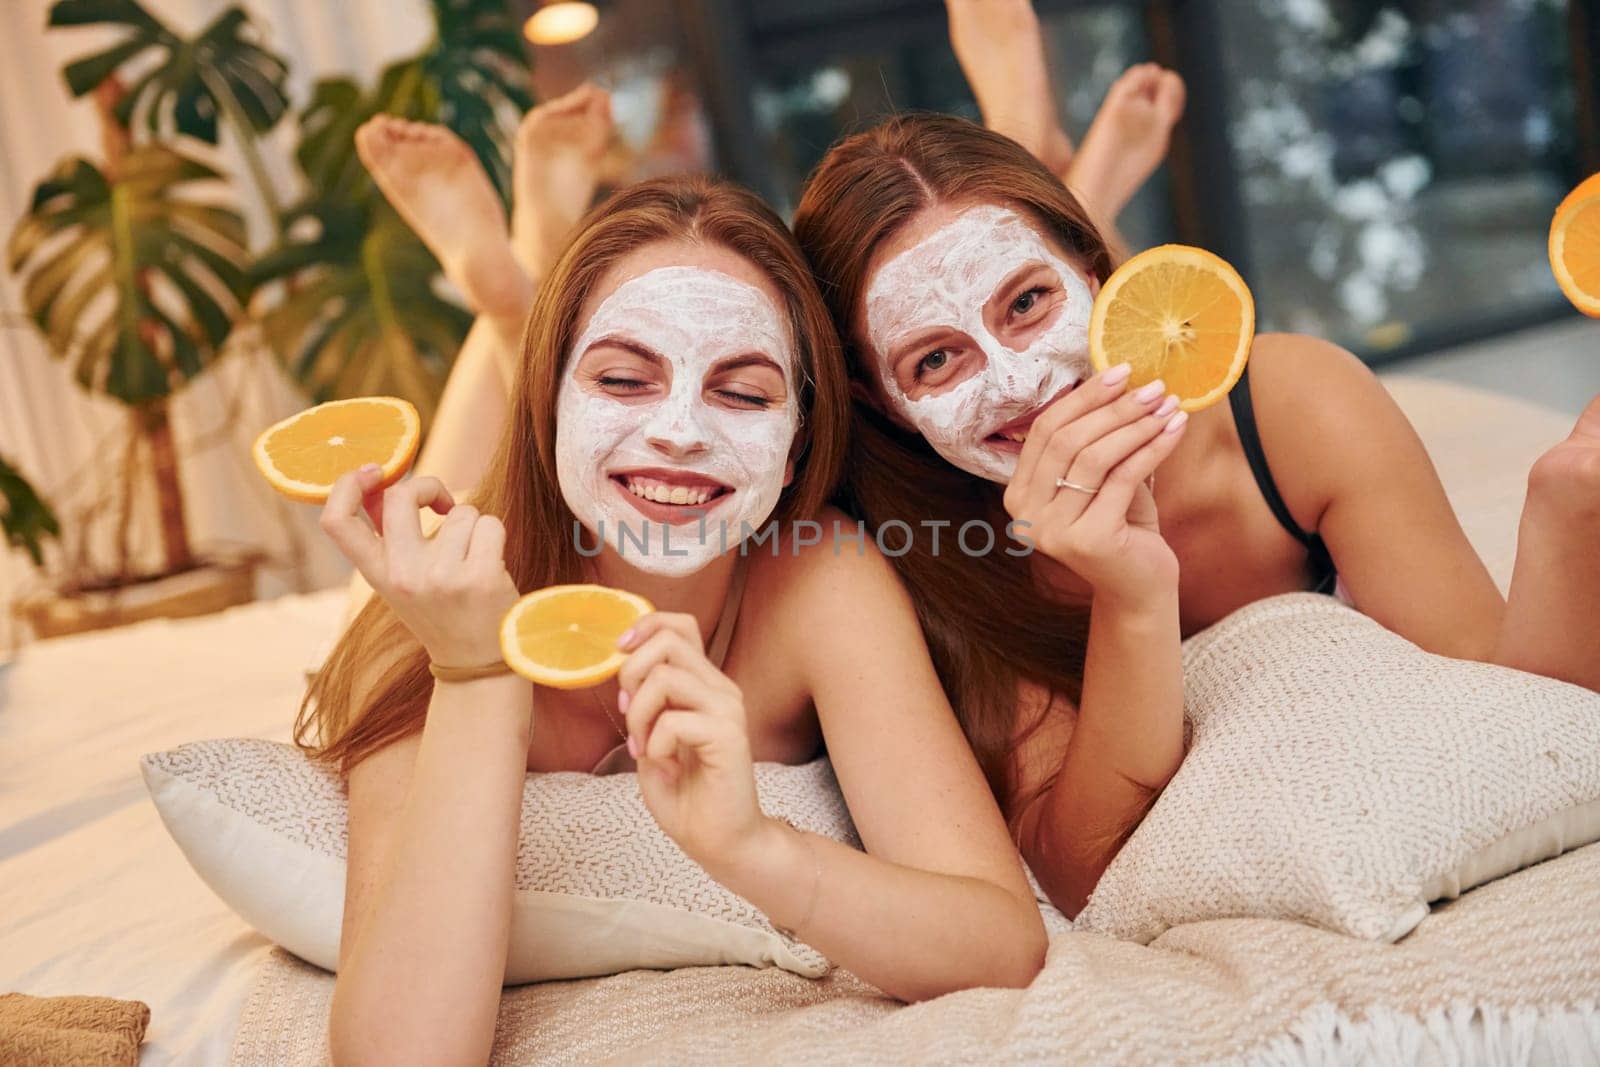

{"left": 978, "top": 332, "right": 1053, "bottom": 406}
{"left": 644, "top": 394, "right": 713, "bottom": 460}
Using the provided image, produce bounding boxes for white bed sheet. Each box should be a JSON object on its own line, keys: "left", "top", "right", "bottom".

{"left": 0, "top": 589, "right": 347, "bottom": 1066}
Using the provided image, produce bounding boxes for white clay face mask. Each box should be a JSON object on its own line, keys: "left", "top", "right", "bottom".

{"left": 865, "top": 204, "right": 1095, "bottom": 483}
{"left": 555, "top": 265, "right": 799, "bottom": 577}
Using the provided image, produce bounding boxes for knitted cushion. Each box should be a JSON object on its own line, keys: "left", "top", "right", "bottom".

{"left": 141, "top": 739, "right": 859, "bottom": 983}
{"left": 1076, "top": 594, "right": 1600, "bottom": 943}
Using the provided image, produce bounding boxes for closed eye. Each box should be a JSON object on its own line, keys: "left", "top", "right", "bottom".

{"left": 715, "top": 389, "right": 772, "bottom": 409}
{"left": 597, "top": 375, "right": 653, "bottom": 394}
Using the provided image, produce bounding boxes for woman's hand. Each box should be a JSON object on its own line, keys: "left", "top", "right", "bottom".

{"left": 320, "top": 464, "right": 520, "bottom": 667}
{"left": 616, "top": 613, "right": 770, "bottom": 878}
{"left": 1004, "top": 365, "right": 1188, "bottom": 608}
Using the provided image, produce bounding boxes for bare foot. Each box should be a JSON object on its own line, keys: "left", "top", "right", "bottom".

{"left": 355, "top": 116, "right": 532, "bottom": 323}
{"left": 512, "top": 83, "right": 614, "bottom": 278}
{"left": 1496, "top": 393, "right": 1600, "bottom": 690}
{"left": 946, "top": 0, "right": 1074, "bottom": 176}
{"left": 1067, "top": 64, "right": 1186, "bottom": 224}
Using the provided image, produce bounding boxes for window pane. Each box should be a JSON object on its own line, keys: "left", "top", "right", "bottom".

{"left": 751, "top": 4, "right": 1171, "bottom": 245}
{"left": 1218, "top": 0, "right": 1580, "bottom": 355}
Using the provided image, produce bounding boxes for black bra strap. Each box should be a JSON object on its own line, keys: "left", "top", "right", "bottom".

{"left": 1229, "top": 366, "right": 1315, "bottom": 550}
{"left": 1229, "top": 367, "right": 1339, "bottom": 594}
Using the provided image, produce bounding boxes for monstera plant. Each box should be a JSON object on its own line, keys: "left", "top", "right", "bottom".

{"left": 0, "top": 456, "right": 61, "bottom": 570}
{"left": 252, "top": 0, "right": 531, "bottom": 417}
{"left": 5, "top": 0, "right": 530, "bottom": 629}
{"left": 51, "top": 0, "right": 292, "bottom": 220}
{"left": 8, "top": 132, "right": 249, "bottom": 575}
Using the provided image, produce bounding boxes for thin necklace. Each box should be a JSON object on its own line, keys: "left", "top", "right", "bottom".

{"left": 588, "top": 686, "right": 629, "bottom": 746}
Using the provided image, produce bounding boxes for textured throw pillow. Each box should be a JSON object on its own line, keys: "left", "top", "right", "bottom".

{"left": 1076, "top": 593, "right": 1600, "bottom": 944}
{"left": 140, "top": 739, "right": 859, "bottom": 983}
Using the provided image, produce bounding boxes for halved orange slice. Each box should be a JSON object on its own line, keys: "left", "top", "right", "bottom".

{"left": 1088, "top": 244, "right": 1255, "bottom": 412}
{"left": 500, "top": 584, "right": 655, "bottom": 689}
{"left": 253, "top": 397, "right": 420, "bottom": 504}
{"left": 1550, "top": 171, "right": 1600, "bottom": 318}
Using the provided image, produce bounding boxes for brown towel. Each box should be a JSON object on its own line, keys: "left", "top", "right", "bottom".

{"left": 0, "top": 993, "right": 150, "bottom": 1067}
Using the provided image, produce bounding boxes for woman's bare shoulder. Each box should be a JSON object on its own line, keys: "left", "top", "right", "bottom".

{"left": 744, "top": 505, "right": 911, "bottom": 619}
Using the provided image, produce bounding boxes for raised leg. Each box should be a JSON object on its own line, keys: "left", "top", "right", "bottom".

{"left": 511, "top": 83, "right": 614, "bottom": 279}
{"left": 1065, "top": 64, "right": 1186, "bottom": 229}
{"left": 946, "top": 0, "right": 1075, "bottom": 176}
{"left": 1495, "top": 393, "right": 1600, "bottom": 691}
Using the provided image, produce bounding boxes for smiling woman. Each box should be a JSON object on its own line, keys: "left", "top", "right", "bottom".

{"left": 557, "top": 259, "right": 799, "bottom": 573}
{"left": 864, "top": 203, "right": 1101, "bottom": 484}
{"left": 292, "top": 173, "right": 1045, "bottom": 1064}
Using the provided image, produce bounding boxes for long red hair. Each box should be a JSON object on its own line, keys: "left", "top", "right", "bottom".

{"left": 793, "top": 113, "right": 1114, "bottom": 809}
{"left": 298, "top": 175, "right": 848, "bottom": 777}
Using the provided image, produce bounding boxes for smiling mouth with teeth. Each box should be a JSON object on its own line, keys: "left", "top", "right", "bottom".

{"left": 611, "top": 472, "right": 733, "bottom": 508}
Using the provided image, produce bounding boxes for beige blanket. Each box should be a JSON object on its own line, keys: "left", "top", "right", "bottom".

{"left": 230, "top": 841, "right": 1600, "bottom": 1065}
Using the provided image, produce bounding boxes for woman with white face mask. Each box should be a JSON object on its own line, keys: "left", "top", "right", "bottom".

{"left": 298, "top": 176, "right": 1045, "bottom": 1064}
{"left": 793, "top": 113, "right": 1600, "bottom": 920}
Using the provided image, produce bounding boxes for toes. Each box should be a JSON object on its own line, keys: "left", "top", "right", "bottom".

{"left": 1574, "top": 394, "right": 1600, "bottom": 439}
{"left": 1157, "top": 71, "right": 1187, "bottom": 119}
{"left": 354, "top": 116, "right": 395, "bottom": 162}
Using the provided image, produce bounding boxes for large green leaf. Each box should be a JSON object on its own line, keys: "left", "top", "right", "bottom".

{"left": 6, "top": 146, "right": 248, "bottom": 405}
{"left": 251, "top": 201, "right": 471, "bottom": 424}
{"left": 51, "top": 0, "right": 289, "bottom": 144}
{"left": 422, "top": 0, "right": 533, "bottom": 201}
{"left": 255, "top": 0, "right": 529, "bottom": 418}
{"left": 0, "top": 454, "right": 61, "bottom": 569}
{"left": 293, "top": 0, "right": 532, "bottom": 208}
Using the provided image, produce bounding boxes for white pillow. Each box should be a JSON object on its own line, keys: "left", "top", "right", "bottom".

{"left": 140, "top": 739, "right": 860, "bottom": 983}
{"left": 1075, "top": 593, "right": 1600, "bottom": 944}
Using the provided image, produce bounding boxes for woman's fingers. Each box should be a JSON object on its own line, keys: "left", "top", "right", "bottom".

{"left": 641, "top": 710, "right": 722, "bottom": 769}
{"left": 431, "top": 503, "right": 479, "bottom": 562}
{"left": 623, "top": 663, "right": 722, "bottom": 755}
{"left": 1011, "top": 375, "right": 1169, "bottom": 515}
{"left": 356, "top": 465, "right": 387, "bottom": 532}
{"left": 1061, "top": 398, "right": 1179, "bottom": 490}
{"left": 320, "top": 468, "right": 387, "bottom": 581}
{"left": 1010, "top": 364, "right": 1132, "bottom": 495}
{"left": 381, "top": 476, "right": 454, "bottom": 558}
{"left": 465, "top": 513, "right": 507, "bottom": 567}
{"left": 617, "top": 610, "right": 702, "bottom": 653}
{"left": 616, "top": 620, "right": 727, "bottom": 698}
{"left": 1082, "top": 410, "right": 1188, "bottom": 528}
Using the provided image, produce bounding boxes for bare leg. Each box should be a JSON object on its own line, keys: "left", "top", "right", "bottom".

{"left": 1066, "top": 64, "right": 1186, "bottom": 231}
{"left": 355, "top": 116, "right": 533, "bottom": 343}
{"left": 1494, "top": 394, "right": 1600, "bottom": 691}
{"left": 511, "top": 83, "right": 614, "bottom": 278}
{"left": 946, "top": 0, "right": 1074, "bottom": 176}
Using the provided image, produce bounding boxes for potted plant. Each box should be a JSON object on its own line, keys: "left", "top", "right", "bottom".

{"left": 5, "top": 0, "right": 530, "bottom": 639}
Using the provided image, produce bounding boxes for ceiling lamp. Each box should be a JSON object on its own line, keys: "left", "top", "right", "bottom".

{"left": 524, "top": 2, "right": 599, "bottom": 46}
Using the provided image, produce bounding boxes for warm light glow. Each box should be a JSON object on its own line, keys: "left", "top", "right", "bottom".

{"left": 524, "top": 2, "right": 599, "bottom": 46}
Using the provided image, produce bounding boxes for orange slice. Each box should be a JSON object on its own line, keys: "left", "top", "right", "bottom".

{"left": 253, "top": 397, "right": 420, "bottom": 504}
{"left": 500, "top": 585, "right": 655, "bottom": 689}
{"left": 1088, "top": 244, "right": 1255, "bottom": 412}
{"left": 1549, "top": 171, "right": 1600, "bottom": 318}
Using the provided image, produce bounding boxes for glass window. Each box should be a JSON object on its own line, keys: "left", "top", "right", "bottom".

{"left": 1216, "top": 0, "right": 1580, "bottom": 355}
{"left": 750, "top": 4, "right": 1172, "bottom": 247}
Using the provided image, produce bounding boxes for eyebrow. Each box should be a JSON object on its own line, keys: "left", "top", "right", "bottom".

{"left": 582, "top": 335, "right": 666, "bottom": 365}
{"left": 709, "top": 352, "right": 786, "bottom": 376}
{"left": 992, "top": 260, "right": 1054, "bottom": 303}
{"left": 888, "top": 326, "right": 955, "bottom": 368}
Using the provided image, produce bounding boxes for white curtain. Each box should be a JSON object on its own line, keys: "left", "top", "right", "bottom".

{"left": 0, "top": 0, "right": 443, "bottom": 650}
